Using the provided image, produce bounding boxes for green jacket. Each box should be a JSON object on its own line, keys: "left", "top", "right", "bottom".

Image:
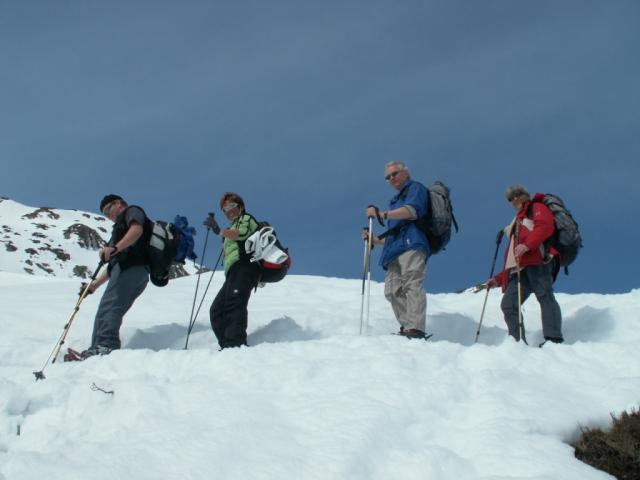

{"left": 223, "top": 213, "right": 259, "bottom": 274}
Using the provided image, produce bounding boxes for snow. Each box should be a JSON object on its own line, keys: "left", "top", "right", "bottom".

{"left": 1, "top": 271, "right": 639, "bottom": 479}
{"left": 0, "top": 198, "right": 110, "bottom": 278}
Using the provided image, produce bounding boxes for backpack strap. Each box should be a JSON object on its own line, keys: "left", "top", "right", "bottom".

{"left": 233, "top": 212, "right": 263, "bottom": 288}
{"left": 524, "top": 199, "right": 568, "bottom": 275}
{"left": 234, "top": 212, "right": 259, "bottom": 260}
{"left": 111, "top": 205, "right": 152, "bottom": 271}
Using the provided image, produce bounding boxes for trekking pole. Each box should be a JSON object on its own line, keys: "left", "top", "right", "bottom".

{"left": 359, "top": 218, "right": 373, "bottom": 335}
{"left": 186, "top": 213, "right": 214, "bottom": 345}
{"left": 184, "top": 247, "right": 223, "bottom": 349}
{"left": 363, "top": 207, "right": 386, "bottom": 335}
{"left": 33, "top": 260, "right": 105, "bottom": 380}
{"left": 364, "top": 218, "right": 375, "bottom": 335}
{"left": 358, "top": 228, "right": 368, "bottom": 335}
{"left": 474, "top": 229, "right": 504, "bottom": 343}
{"left": 514, "top": 223, "right": 528, "bottom": 345}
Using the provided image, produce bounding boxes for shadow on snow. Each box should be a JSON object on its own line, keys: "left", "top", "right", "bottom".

{"left": 248, "top": 316, "right": 323, "bottom": 346}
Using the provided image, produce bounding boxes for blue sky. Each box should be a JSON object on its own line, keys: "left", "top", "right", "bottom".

{"left": 1, "top": 1, "right": 638, "bottom": 294}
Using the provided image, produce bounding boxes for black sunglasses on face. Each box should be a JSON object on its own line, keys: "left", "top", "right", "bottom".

{"left": 102, "top": 202, "right": 115, "bottom": 216}
{"left": 385, "top": 171, "right": 402, "bottom": 181}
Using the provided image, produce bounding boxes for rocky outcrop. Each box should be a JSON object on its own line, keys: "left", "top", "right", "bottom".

{"left": 63, "top": 224, "right": 106, "bottom": 250}
{"left": 22, "top": 208, "right": 60, "bottom": 220}
{"left": 1, "top": 199, "right": 196, "bottom": 281}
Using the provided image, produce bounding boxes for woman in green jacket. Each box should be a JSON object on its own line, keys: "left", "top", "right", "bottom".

{"left": 209, "top": 192, "right": 260, "bottom": 349}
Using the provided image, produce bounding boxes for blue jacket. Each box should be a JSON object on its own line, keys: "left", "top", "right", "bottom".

{"left": 379, "top": 180, "right": 430, "bottom": 269}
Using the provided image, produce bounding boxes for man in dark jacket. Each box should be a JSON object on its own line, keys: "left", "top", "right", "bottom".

{"left": 65, "top": 194, "right": 150, "bottom": 360}
{"left": 488, "top": 185, "right": 563, "bottom": 346}
{"left": 365, "top": 161, "right": 430, "bottom": 338}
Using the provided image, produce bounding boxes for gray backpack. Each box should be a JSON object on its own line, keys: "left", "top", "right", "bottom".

{"left": 528, "top": 194, "right": 582, "bottom": 272}
{"left": 416, "top": 181, "right": 459, "bottom": 254}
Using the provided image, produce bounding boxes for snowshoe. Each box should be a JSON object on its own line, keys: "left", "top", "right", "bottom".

{"left": 63, "top": 345, "right": 113, "bottom": 362}
{"left": 394, "top": 328, "right": 433, "bottom": 341}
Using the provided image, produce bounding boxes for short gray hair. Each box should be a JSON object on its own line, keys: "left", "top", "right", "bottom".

{"left": 385, "top": 160, "right": 409, "bottom": 172}
{"left": 505, "top": 184, "right": 530, "bottom": 201}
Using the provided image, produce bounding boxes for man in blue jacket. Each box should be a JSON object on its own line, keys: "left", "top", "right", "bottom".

{"left": 366, "top": 161, "right": 430, "bottom": 338}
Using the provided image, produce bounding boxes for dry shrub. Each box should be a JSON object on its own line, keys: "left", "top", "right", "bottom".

{"left": 573, "top": 408, "right": 640, "bottom": 479}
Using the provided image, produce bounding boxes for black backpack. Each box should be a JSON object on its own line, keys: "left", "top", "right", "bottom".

{"left": 241, "top": 215, "right": 291, "bottom": 284}
{"left": 148, "top": 216, "right": 197, "bottom": 287}
{"left": 529, "top": 194, "right": 582, "bottom": 273}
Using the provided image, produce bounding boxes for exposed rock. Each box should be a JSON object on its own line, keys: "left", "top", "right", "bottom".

{"left": 36, "top": 263, "right": 54, "bottom": 274}
{"left": 36, "top": 247, "right": 71, "bottom": 262}
{"left": 25, "top": 248, "right": 38, "bottom": 256}
{"left": 22, "top": 208, "right": 60, "bottom": 220}
{"left": 33, "top": 223, "right": 50, "bottom": 230}
{"left": 24, "top": 268, "right": 34, "bottom": 275}
{"left": 170, "top": 263, "right": 190, "bottom": 280}
{"left": 32, "top": 232, "right": 46, "bottom": 238}
{"left": 63, "top": 224, "right": 106, "bottom": 250}
{"left": 73, "top": 265, "right": 89, "bottom": 278}
{"left": 3, "top": 241, "right": 17, "bottom": 252}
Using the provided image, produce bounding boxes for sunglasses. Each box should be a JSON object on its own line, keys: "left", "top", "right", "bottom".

{"left": 222, "top": 202, "right": 239, "bottom": 213}
{"left": 507, "top": 194, "right": 521, "bottom": 202}
{"left": 385, "top": 170, "right": 402, "bottom": 181}
{"left": 102, "top": 202, "right": 115, "bottom": 216}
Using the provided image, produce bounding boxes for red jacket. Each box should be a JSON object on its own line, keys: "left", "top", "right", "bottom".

{"left": 493, "top": 193, "right": 558, "bottom": 290}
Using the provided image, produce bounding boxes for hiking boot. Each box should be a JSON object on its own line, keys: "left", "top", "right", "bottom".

{"left": 81, "top": 345, "right": 113, "bottom": 359}
{"left": 63, "top": 345, "right": 113, "bottom": 362}
{"left": 400, "top": 328, "right": 428, "bottom": 339}
{"left": 538, "top": 337, "right": 564, "bottom": 348}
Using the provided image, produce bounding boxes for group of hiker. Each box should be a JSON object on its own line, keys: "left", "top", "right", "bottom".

{"left": 65, "top": 160, "right": 573, "bottom": 361}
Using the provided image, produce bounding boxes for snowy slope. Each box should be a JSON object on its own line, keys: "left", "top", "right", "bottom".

{"left": 0, "top": 198, "right": 110, "bottom": 278}
{"left": 0, "top": 197, "right": 196, "bottom": 280}
{"left": 1, "top": 271, "right": 639, "bottom": 479}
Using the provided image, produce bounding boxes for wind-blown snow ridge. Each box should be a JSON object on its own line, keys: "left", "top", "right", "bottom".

{"left": 1, "top": 272, "right": 639, "bottom": 479}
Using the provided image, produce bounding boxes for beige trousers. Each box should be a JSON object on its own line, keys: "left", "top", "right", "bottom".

{"left": 384, "top": 249, "right": 427, "bottom": 331}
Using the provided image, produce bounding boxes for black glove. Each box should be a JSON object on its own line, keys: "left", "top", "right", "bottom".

{"left": 362, "top": 228, "right": 376, "bottom": 249}
{"left": 367, "top": 205, "right": 385, "bottom": 227}
{"left": 203, "top": 214, "right": 221, "bottom": 235}
{"left": 79, "top": 282, "right": 94, "bottom": 297}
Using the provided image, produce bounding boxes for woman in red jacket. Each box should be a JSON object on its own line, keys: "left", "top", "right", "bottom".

{"left": 489, "top": 185, "right": 563, "bottom": 346}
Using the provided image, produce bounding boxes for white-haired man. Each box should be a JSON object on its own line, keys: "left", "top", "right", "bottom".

{"left": 365, "top": 161, "right": 430, "bottom": 338}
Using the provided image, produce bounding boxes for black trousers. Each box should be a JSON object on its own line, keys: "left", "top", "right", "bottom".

{"left": 210, "top": 261, "right": 260, "bottom": 348}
